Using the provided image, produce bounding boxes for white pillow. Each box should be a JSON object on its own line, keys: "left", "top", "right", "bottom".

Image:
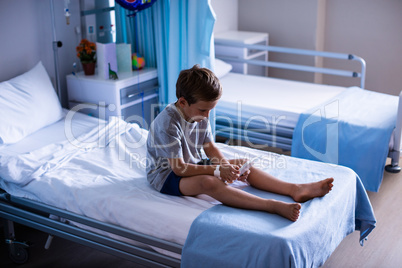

{"left": 0, "top": 61, "right": 63, "bottom": 144}
{"left": 214, "top": 59, "right": 233, "bottom": 79}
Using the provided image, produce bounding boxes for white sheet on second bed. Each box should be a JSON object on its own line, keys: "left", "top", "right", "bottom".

{"left": 218, "top": 73, "right": 347, "bottom": 128}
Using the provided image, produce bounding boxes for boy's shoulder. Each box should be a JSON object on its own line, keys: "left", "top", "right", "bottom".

{"left": 156, "top": 103, "right": 178, "bottom": 120}
{"left": 152, "top": 103, "right": 180, "bottom": 127}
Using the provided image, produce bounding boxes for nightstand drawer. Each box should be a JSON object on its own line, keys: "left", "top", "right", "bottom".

{"left": 66, "top": 68, "right": 158, "bottom": 122}
{"left": 121, "top": 88, "right": 159, "bottom": 129}
{"left": 120, "top": 78, "right": 159, "bottom": 105}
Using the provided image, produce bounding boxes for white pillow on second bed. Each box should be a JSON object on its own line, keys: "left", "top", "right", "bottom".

{"left": 214, "top": 59, "right": 233, "bottom": 79}
{"left": 0, "top": 61, "right": 63, "bottom": 144}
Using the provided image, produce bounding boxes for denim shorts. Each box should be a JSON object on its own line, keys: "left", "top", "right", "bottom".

{"left": 160, "top": 171, "right": 183, "bottom": 196}
{"left": 160, "top": 159, "right": 212, "bottom": 196}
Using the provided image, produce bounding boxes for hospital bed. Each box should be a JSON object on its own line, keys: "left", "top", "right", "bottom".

{"left": 214, "top": 41, "right": 402, "bottom": 192}
{"left": 0, "top": 62, "right": 376, "bottom": 267}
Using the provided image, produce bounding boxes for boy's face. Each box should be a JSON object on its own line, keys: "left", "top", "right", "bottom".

{"left": 177, "top": 97, "right": 218, "bottom": 123}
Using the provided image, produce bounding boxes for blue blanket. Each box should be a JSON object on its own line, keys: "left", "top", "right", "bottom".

{"left": 291, "top": 87, "right": 398, "bottom": 192}
{"left": 181, "top": 153, "right": 375, "bottom": 268}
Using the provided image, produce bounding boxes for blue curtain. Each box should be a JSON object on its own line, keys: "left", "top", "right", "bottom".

{"left": 164, "top": 0, "right": 216, "bottom": 105}
{"left": 116, "top": 0, "right": 217, "bottom": 133}
{"left": 115, "top": 5, "right": 157, "bottom": 68}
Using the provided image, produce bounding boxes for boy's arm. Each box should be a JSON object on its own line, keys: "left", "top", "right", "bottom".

{"left": 168, "top": 158, "right": 217, "bottom": 177}
{"left": 168, "top": 141, "right": 239, "bottom": 181}
{"left": 203, "top": 141, "right": 240, "bottom": 182}
{"left": 204, "top": 141, "right": 250, "bottom": 182}
{"left": 203, "top": 141, "right": 230, "bottom": 165}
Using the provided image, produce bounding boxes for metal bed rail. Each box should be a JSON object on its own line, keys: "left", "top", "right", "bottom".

{"left": 214, "top": 41, "right": 367, "bottom": 89}
{"left": 214, "top": 42, "right": 367, "bottom": 151}
{"left": 216, "top": 126, "right": 292, "bottom": 151}
{"left": 215, "top": 111, "right": 294, "bottom": 150}
{"left": 0, "top": 191, "right": 182, "bottom": 267}
{"left": 214, "top": 42, "right": 401, "bottom": 171}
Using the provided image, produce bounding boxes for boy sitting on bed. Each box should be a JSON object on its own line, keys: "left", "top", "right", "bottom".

{"left": 146, "top": 65, "right": 334, "bottom": 221}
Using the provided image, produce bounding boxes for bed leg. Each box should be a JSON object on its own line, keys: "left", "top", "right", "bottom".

{"left": 387, "top": 91, "right": 402, "bottom": 173}
{"left": 385, "top": 150, "right": 401, "bottom": 173}
{"left": 44, "top": 234, "right": 54, "bottom": 250}
{"left": 385, "top": 163, "right": 401, "bottom": 173}
{"left": 3, "top": 219, "right": 30, "bottom": 264}
{"left": 3, "top": 219, "right": 16, "bottom": 241}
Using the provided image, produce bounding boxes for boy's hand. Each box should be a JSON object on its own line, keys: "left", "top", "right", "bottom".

{"left": 238, "top": 169, "right": 250, "bottom": 182}
{"left": 219, "top": 164, "right": 240, "bottom": 184}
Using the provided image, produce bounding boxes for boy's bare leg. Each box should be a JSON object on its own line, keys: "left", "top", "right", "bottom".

{"left": 180, "top": 175, "right": 301, "bottom": 221}
{"left": 242, "top": 164, "right": 334, "bottom": 203}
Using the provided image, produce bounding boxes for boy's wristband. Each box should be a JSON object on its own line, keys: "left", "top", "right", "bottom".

{"left": 214, "top": 165, "right": 220, "bottom": 178}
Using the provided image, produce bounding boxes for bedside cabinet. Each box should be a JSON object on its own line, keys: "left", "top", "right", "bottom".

{"left": 215, "top": 30, "right": 269, "bottom": 76}
{"left": 66, "top": 68, "right": 159, "bottom": 129}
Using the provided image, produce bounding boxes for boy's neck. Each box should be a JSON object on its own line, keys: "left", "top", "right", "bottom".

{"left": 175, "top": 101, "right": 193, "bottom": 122}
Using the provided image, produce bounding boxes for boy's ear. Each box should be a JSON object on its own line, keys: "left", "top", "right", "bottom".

{"left": 177, "top": 97, "right": 188, "bottom": 107}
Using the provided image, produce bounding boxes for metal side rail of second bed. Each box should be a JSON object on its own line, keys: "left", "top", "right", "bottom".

{"left": 215, "top": 109, "right": 294, "bottom": 151}
{"left": 0, "top": 189, "right": 182, "bottom": 267}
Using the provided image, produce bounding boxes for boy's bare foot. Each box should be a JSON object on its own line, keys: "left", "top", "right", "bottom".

{"left": 292, "top": 178, "right": 334, "bottom": 203}
{"left": 269, "top": 200, "right": 301, "bottom": 222}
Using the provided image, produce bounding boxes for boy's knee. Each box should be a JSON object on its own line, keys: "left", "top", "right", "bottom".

{"left": 199, "top": 176, "right": 221, "bottom": 193}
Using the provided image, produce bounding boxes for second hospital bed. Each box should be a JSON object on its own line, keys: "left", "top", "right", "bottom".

{"left": 0, "top": 62, "right": 376, "bottom": 267}
{"left": 214, "top": 42, "right": 402, "bottom": 192}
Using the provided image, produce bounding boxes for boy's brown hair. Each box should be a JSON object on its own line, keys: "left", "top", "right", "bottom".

{"left": 176, "top": 64, "right": 222, "bottom": 105}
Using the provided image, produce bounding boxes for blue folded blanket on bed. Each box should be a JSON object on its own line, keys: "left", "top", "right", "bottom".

{"left": 181, "top": 156, "right": 375, "bottom": 268}
{"left": 292, "top": 87, "right": 398, "bottom": 192}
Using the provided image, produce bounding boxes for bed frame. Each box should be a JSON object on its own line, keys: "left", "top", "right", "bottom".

{"left": 215, "top": 41, "right": 402, "bottom": 173}
{"left": 0, "top": 189, "right": 181, "bottom": 267}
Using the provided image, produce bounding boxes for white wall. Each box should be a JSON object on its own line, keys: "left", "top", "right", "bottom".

{"left": 211, "top": 0, "right": 238, "bottom": 34}
{"left": 323, "top": 0, "right": 402, "bottom": 95}
{"left": 238, "top": 0, "right": 320, "bottom": 83}
{"left": 233, "top": 0, "right": 402, "bottom": 95}
{"left": 0, "top": 0, "right": 82, "bottom": 107}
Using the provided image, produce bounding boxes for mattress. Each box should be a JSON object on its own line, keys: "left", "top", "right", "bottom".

{"left": 217, "top": 72, "right": 347, "bottom": 129}
{"left": 0, "top": 111, "right": 243, "bottom": 257}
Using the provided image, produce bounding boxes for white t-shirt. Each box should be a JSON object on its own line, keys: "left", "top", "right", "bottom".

{"left": 146, "top": 103, "right": 214, "bottom": 191}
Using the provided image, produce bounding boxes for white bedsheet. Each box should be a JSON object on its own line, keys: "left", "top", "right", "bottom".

{"left": 0, "top": 112, "right": 374, "bottom": 263}
{"left": 0, "top": 112, "right": 249, "bottom": 250}
{"left": 218, "top": 73, "right": 347, "bottom": 128}
{"left": 0, "top": 116, "right": 214, "bottom": 248}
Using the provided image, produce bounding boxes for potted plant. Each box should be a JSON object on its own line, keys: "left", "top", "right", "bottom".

{"left": 76, "top": 39, "right": 96, "bottom": 75}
